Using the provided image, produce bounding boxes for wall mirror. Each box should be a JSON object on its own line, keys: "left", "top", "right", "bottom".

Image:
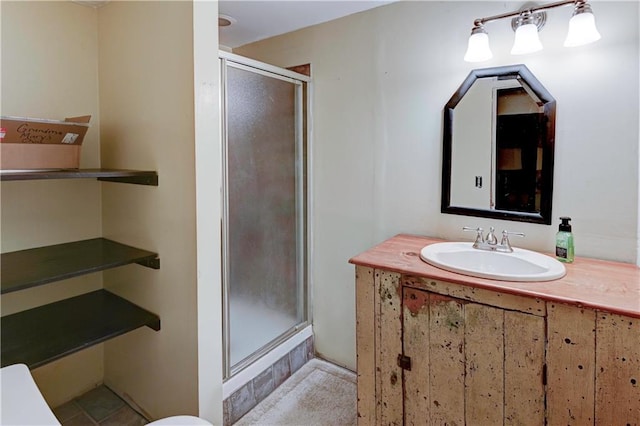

{"left": 441, "top": 64, "right": 556, "bottom": 224}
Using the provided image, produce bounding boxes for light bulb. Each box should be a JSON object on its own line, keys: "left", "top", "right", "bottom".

{"left": 564, "top": 7, "right": 601, "bottom": 47}
{"left": 464, "top": 25, "right": 492, "bottom": 62}
{"left": 511, "top": 23, "right": 543, "bottom": 55}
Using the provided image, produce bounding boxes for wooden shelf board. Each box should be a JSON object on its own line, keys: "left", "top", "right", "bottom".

{"left": 0, "top": 168, "right": 158, "bottom": 185}
{"left": 1, "top": 290, "right": 161, "bottom": 369}
{"left": 1, "top": 238, "right": 159, "bottom": 294}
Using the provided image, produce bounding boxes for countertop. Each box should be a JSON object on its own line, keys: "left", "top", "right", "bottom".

{"left": 349, "top": 234, "right": 640, "bottom": 318}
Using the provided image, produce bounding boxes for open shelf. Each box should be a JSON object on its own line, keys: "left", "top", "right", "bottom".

{"left": 0, "top": 168, "right": 158, "bottom": 186}
{"left": 1, "top": 238, "right": 160, "bottom": 294}
{"left": 1, "top": 290, "right": 161, "bottom": 369}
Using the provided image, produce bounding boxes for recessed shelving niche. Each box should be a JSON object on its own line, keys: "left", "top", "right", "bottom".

{"left": 1, "top": 168, "right": 161, "bottom": 369}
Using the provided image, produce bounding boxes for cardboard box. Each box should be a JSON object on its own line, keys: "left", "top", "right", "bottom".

{"left": 0, "top": 115, "right": 91, "bottom": 169}
{"left": 0, "top": 144, "right": 81, "bottom": 169}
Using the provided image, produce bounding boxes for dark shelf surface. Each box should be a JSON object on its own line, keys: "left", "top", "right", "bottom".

{"left": 0, "top": 168, "right": 158, "bottom": 185}
{"left": 1, "top": 289, "right": 161, "bottom": 369}
{"left": 1, "top": 238, "right": 159, "bottom": 294}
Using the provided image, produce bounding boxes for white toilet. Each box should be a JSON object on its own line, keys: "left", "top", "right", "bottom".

{"left": 148, "top": 415, "right": 212, "bottom": 425}
{"left": 0, "top": 364, "right": 212, "bottom": 426}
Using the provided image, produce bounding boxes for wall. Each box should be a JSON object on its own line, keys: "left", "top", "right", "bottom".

{"left": 236, "top": 1, "right": 640, "bottom": 370}
{"left": 2, "top": 1, "right": 222, "bottom": 420}
{"left": 193, "top": 1, "right": 223, "bottom": 422}
{"left": 0, "top": 1, "right": 104, "bottom": 407}
{"left": 97, "top": 1, "right": 209, "bottom": 420}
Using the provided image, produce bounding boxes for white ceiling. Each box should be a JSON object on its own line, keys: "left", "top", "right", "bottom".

{"left": 70, "top": 0, "right": 393, "bottom": 48}
{"left": 219, "top": 1, "right": 394, "bottom": 48}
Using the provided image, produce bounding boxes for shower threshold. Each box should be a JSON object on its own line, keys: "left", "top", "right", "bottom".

{"left": 223, "top": 324, "right": 312, "bottom": 399}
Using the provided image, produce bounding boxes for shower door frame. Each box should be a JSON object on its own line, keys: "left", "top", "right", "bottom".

{"left": 219, "top": 51, "right": 312, "bottom": 380}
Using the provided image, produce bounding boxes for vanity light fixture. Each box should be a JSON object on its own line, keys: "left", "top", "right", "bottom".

{"left": 464, "top": 0, "right": 601, "bottom": 62}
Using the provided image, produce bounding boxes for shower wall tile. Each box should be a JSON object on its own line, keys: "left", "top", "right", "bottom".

{"left": 253, "top": 367, "right": 275, "bottom": 402}
{"left": 289, "top": 341, "right": 307, "bottom": 373}
{"left": 273, "top": 355, "right": 291, "bottom": 388}
{"left": 227, "top": 381, "right": 256, "bottom": 425}
{"left": 223, "top": 398, "right": 230, "bottom": 426}
{"left": 305, "top": 335, "right": 314, "bottom": 361}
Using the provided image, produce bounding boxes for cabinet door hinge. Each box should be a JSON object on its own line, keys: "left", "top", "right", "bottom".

{"left": 397, "top": 354, "right": 412, "bottom": 371}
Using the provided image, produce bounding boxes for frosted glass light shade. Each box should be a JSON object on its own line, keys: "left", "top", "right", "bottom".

{"left": 464, "top": 32, "right": 493, "bottom": 62}
{"left": 511, "top": 23, "right": 543, "bottom": 55}
{"left": 564, "top": 11, "right": 601, "bottom": 47}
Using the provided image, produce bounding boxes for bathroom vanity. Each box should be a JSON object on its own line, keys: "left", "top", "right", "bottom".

{"left": 350, "top": 234, "right": 639, "bottom": 425}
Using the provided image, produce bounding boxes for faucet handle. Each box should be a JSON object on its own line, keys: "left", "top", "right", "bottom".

{"left": 501, "top": 230, "right": 525, "bottom": 251}
{"left": 485, "top": 227, "right": 498, "bottom": 245}
{"left": 463, "top": 226, "right": 484, "bottom": 244}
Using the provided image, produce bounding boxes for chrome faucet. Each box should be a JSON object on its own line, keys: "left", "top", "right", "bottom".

{"left": 463, "top": 226, "right": 524, "bottom": 253}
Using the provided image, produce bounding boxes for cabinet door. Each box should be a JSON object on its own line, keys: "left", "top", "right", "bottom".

{"left": 595, "top": 312, "right": 640, "bottom": 423}
{"left": 402, "top": 287, "right": 545, "bottom": 425}
{"left": 547, "top": 303, "right": 640, "bottom": 425}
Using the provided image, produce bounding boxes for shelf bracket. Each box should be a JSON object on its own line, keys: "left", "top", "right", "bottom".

{"left": 146, "top": 317, "right": 161, "bottom": 331}
{"left": 136, "top": 257, "right": 160, "bottom": 269}
{"left": 98, "top": 174, "right": 158, "bottom": 186}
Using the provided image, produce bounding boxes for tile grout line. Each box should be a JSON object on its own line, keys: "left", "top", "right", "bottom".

{"left": 56, "top": 385, "right": 146, "bottom": 426}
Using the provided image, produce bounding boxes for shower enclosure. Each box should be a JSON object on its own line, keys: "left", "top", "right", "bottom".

{"left": 220, "top": 52, "right": 310, "bottom": 378}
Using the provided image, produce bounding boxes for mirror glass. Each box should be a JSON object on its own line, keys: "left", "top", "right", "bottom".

{"left": 442, "top": 64, "right": 556, "bottom": 224}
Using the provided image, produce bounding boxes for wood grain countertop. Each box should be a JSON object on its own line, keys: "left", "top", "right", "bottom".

{"left": 349, "top": 234, "right": 640, "bottom": 318}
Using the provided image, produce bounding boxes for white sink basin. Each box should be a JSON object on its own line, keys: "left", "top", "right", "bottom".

{"left": 420, "top": 242, "right": 566, "bottom": 282}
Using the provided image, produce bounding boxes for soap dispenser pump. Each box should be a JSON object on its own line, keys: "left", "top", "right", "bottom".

{"left": 556, "top": 217, "right": 574, "bottom": 263}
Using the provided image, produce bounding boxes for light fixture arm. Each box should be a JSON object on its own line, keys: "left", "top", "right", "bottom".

{"left": 473, "top": 0, "right": 586, "bottom": 26}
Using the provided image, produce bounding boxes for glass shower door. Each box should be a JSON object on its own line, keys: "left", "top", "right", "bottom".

{"left": 222, "top": 59, "right": 308, "bottom": 377}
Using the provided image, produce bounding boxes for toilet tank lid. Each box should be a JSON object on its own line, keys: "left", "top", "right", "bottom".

{"left": 0, "top": 363, "right": 61, "bottom": 426}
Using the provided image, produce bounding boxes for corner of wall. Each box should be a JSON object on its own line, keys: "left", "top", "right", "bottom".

{"left": 194, "top": 1, "right": 224, "bottom": 424}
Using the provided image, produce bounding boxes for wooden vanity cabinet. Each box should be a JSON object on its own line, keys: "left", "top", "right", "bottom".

{"left": 355, "top": 265, "right": 640, "bottom": 425}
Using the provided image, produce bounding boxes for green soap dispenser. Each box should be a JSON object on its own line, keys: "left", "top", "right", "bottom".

{"left": 556, "top": 217, "right": 574, "bottom": 263}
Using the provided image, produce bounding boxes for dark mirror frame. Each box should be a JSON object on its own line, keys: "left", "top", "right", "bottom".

{"left": 441, "top": 64, "right": 556, "bottom": 225}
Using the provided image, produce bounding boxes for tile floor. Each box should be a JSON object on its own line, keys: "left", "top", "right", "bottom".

{"left": 53, "top": 354, "right": 354, "bottom": 426}
{"left": 53, "top": 385, "right": 147, "bottom": 426}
